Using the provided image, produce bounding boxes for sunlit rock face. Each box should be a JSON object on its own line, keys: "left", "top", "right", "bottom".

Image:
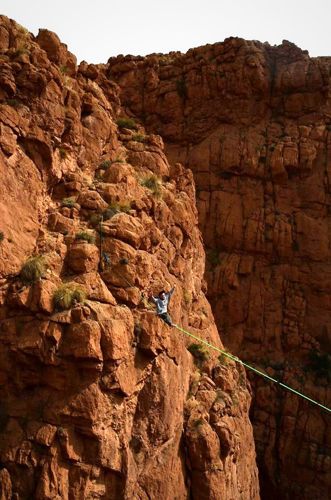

{"left": 0, "top": 16, "right": 259, "bottom": 500}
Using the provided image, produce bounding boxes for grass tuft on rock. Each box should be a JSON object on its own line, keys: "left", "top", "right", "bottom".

{"left": 187, "top": 343, "right": 210, "bottom": 363}
{"left": 61, "top": 197, "right": 76, "bottom": 208}
{"left": 131, "top": 133, "right": 146, "bottom": 143}
{"left": 103, "top": 202, "right": 131, "bottom": 220}
{"left": 53, "top": 283, "right": 86, "bottom": 311}
{"left": 20, "top": 256, "right": 46, "bottom": 285}
{"left": 116, "top": 117, "right": 137, "bottom": 130}
{"left": 75, "top": 231, "right": 95, "bottom": 244}
{"left": 140, "top": 174, "right": 162, "bottom": 198}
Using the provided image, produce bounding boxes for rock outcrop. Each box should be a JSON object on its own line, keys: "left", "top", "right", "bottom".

{"left": 0, "top": 17, "right": 259, "bottom": 499}
{"left": 107, "top": 39, "right": 331, "bottom": 499}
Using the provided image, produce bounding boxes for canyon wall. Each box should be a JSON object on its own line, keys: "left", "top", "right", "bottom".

{"left": 107, "top": 38, "right": 331, "bottom": 499}
{"left": 0, "top": 17, "right": 259, "bottom": 499}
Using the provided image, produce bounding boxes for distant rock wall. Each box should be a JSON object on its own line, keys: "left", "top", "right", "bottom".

{"left": 107, "top": 38, "right": 331, "bottom": 499}
{"left": 0, "top": 17, "right": 259, "bottom": 499}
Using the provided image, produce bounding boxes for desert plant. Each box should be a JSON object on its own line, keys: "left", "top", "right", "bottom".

{"left": 192, "top": 418, "right": 204, "bottom": 428}
{"left": 58, "top": 147, "right": 67, "bottom": 160}
{"left": 131, "top": 133, "right": 146, "bottom": 143}
{"left": 89, "top": 213, "right": 103, "bottom": 226}
{"left": 0, "top": 232, "right": 4, "bottom": 243}
{"left": 183, "top": 289, "right": 192, "bottom": 305}
{"left": 75, "top": 231, "right": 95, "bottom": 244}
{"left": 99, "top": 160, "right": 112, "bottom": 170}
{"left": 187, "top": 343, "right": 210, "bottom": 363}
{"left": 140, "top": 175, "right": 162, "bottom": 198}
{"left": 116, "top": 117, "right": 137, "bottom": 130}
{"left": 103, "top": 202, "right": 131, "bottom": 220}
{"left": 218, "top": 353, "right": 229, "bottom": 366}
{"left": 6, "top": 98, "right": 21, "bottom": 108}
{"left": 53, "top": 283, "right": 86, "bottom": 311}
{"left": 61, "top": 197, "right": 76, "bottom": 208}
{"left": 20, "top": 255, "right": 46, "bottom": 285}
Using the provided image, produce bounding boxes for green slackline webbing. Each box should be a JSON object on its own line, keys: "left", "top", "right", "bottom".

{"left": 173, "top": 324, "right": 331, "bottom": 414}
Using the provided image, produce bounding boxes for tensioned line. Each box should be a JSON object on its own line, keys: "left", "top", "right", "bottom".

{"left": 174, "top": 324, "right": 331, "bottom": 414}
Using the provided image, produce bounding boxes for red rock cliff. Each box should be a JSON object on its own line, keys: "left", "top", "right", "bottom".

{"left": 107, "top": 38, "right": 331, "bottom": 499}
{"left": 0, "top": 17, "right": 259, "bottom": 499}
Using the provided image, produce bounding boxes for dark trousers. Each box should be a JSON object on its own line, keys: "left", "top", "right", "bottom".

{"left": 158, "top": 312, "right": 173, "bottom": 326}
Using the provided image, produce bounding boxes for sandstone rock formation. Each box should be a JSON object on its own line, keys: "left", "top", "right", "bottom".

{"left": 0, "top": 17, "right": 259, "bottom": 499}
{"left": 107, "top": 39, "right": 331, "bottom": 499}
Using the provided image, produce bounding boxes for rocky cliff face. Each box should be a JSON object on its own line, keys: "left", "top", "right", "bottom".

{"left": 0, "top": 17, "right": 259, "bottom": 499}
{"left": 107, "top": 39, "right": 331, "bottom": 499}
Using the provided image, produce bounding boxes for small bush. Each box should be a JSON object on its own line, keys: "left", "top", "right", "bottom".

{"left": 20, "top": 256, "right": 46, "bottom": 285}
{"left": 103, "top": 202, "right": 131, "bottom": 220}
{"left": 58, "top": 147, "right": 67, "bottom": 160}
{"left": 53, "top": 283, "right": 86, "bottom": 311}
{"left": 6, "top": 98, "right": 21, "bottom": 108}
{"left": 112, "top": 156, "right": 126, "bottom": 163}
{"left": 218, "top": 353, "right": 229, "bottom": 365}
{"left": 75, "top": 231, "right": 95, "bottom": 244}
{"left": 140, "top": 175, "right": 162, "bottom": 198}
{"left": 183, "top": 289, "right": 192, "bottom": 305}
{"left": 89, "top": 213, "right": 103, "bottom": 226}
{"left": 0, "top": 232, "right": 4, "bottom": 243}
{"left": 187, "top": 343, "right": 210, "bottom": 363}
{"left": 61, "top": 197, "right": 76, "bottom": 208}
{"left": 116, "top": 117, "right": 137, "bottom": 130}
{"left": 60, "top": 65, "right": 68, "bottom": 74}
{"left": 99, "top": 160, "right": 112, "bottom": 170}
{"left": 192, "top": 418, "right": 204, "bottom": 428}
{"left": 131, "top": 133, "right": 146, "bottom": 143}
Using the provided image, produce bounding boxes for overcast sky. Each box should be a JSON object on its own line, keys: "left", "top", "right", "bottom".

{"left": 1, "top": 0, "right": 330, "bottom": 63}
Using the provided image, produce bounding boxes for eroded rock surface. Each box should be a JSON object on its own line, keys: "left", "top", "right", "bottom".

{"left": 0, "top": 17, "right": 259, "bottom": 500}
{"left": 107, "top": 38, "right": 331, "bottom": 499}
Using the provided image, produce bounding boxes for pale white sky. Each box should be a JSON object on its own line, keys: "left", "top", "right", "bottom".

{"left": 0, "top": 0, "right": 330, "bottom": 62}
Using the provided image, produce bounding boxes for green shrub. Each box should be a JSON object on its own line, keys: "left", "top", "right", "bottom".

{"left": 183, "top": 289, "right": 192, "bottom": 305}
{"left": 0, "top": 232, "right": 4, "bottom": 243}
{"left": 89, "top": 213, "right": 103, "bottom": 226}
{"left": 58, "top": 147, "right": 67, "bottom": 160}
{"left": 103, "top": 202, "right": 131, "bottom": 220}
{"left": 187, "top": 343, "right": 210, "bottom": 363}
{"left": 192, "top": 418, "right": 204, "bottom": 428}
{"left": 218, "top": 353, "right": 229, "bottom": 365}
{"left": 20, "top": 256, "right": 46, "bottom": 284}
{"left": 75, "top": 231, "right": 95, "bottom": 244}
{"left": 140, "top": 175, "right": 162, "bottom": 198}
{"left": 61, "top": 197, "right": 76, "bottom": 208}
{"left": 116, "top": 117, "right": 137, "bottom": 130}
{"left": 131, "top": 133, "right": 146, "bottom": 143}
{"left": 99, "top": 160, "right": 112, "bottom": 170}
{"left": 6, "top": 98, "right": 21, "bottom": 108}
{"left": 53, "top": 283, "right": 86, "bottom": 311}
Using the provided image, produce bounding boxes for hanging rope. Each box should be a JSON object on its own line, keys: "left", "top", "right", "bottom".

{"left": 173, "top": 324, "right": 331, "bottom": 414}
